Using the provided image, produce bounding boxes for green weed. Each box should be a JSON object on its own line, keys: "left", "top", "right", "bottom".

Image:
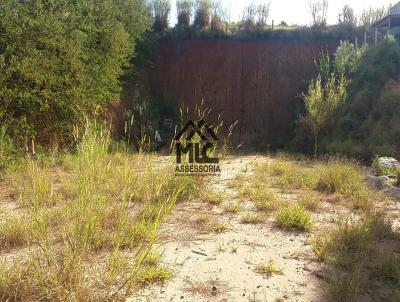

{"left": 275, "top": 205, "right": 312, "bottom": 231}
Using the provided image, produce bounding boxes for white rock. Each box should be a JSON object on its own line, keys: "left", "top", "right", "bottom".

{"left": 377, "top": 157, "right": 400, "bottom": 170}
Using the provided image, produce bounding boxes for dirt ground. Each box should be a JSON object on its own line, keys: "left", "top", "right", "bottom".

{"left": 133, "top": 156, "right": 340, "bottom": 302}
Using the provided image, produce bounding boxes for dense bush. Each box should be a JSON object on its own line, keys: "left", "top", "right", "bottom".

{"left": 0, "top": 0, "right": 151, "bottom": 152}
{"left": 326, "top": 40, "right": 400, "bottom": 159}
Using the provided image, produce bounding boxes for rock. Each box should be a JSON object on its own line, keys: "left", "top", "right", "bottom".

{"left": 366, "top": 175, "right": 400, "bottom": 201}
{"left": 367, "top": 175, "right": 392, "bottom": 189}
{"left": 377, "top": 157, "right": 400, "bottom": 170}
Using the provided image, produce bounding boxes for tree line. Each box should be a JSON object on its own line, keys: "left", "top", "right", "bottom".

{"left": 150, "top": 0, "right": 390, "bottom": 34}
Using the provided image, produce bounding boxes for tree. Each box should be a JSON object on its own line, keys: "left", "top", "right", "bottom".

{"left": 257, "top": 2, "right": 271, "bottom": 26}
{"left": 279, "top": 20, "right": 288, "bottom": 27}
{"left": 359, "top": 6, "right": 389, "bottom": 30}
{"left": 211, "top": 0, "right": 227, "bottom": 32}
{"left": 193, "top": 0, "right": 212, "bottom": 29}
{"left": 309, "top": 0, "right": 328, "bottom": 28}
{"left": 303, "top": 73, "right": 347, "bottom": 157}
{"left": 303, "top": 51, "right": 347, "bottom": 157}
{"left": 152, "top": 0, "right": 171, "bottom": 32}
{"left": 177, "top": 0, "right": 193, "bottom": 28}
{"left": 0, "top": 0, "right": 151, "bottom": 148}
{"left": 338, "top": 4, "right": 357, "bottom": 30}
{"left": 242, "top": 1, "right": 258, "bottom": 30}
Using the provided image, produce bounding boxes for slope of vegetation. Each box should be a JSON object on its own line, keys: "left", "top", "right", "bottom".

{"left": 294, "top": 38, "right": 400, "bottom": 160}
{"left": 327, "top": 39, "right": 400, "bottom": 159}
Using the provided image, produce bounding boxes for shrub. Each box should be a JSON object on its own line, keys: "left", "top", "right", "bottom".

{"left": 0, "top": 0, "right": 151, "bottom": 149}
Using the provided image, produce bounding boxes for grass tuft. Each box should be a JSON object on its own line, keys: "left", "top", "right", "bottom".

{"left": 223, "top": 202, "right": 241, "bottom": 214}
{"left": 275, "top": 205, "right": 312, "bottom": 231}
{"left": 379, "top": 255, "right": 400, "bottom": 286}
{"left": 209, "top": 222, "right": 229, "bottom": 233}
{"left": 254, "top": 260, "right": 284, "bottom": 277}
{"left": 0, "top": 215, "right": 30, "bottom": 250}
{"left": 298, "top": 195, "right": 320, "bottom": 211}
{"left": 137, "top": 266, "right": 173, "bottom": 285}
{"left": 240, "top": 213, "right": 264, "bottom": 224}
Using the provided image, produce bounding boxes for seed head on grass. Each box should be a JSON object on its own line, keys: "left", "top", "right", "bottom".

{"left": 275, "top": 205, "right": 312, "bottom": 231}
{"left": 254, "top": 260, "right": 283, "bottom": 277}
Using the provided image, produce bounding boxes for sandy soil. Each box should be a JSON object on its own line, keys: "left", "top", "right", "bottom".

{"left": 133, "top": 156, "right": 330, "bottom": 302}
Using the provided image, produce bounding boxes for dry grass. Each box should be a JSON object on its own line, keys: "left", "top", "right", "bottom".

{"left": 223, "top": 202, "right": 241, "bottom": 214}
{"left": 209, "top": 222, "right": 229, "bottom": 233}
{"left": 0, "top": 122, "right": 200, "bottom": 301}
{"left": 240, "top": 213, "right": 264, "bottom": 224}
{"left": 182, "top": 278, "right": 229, "bottom": 298}
{"left": 241, "top": 184, "right": 284, "bottom": 212}
{"left": 200, "top": 188, "right": 226, "bottom": 206}
{"left": 297, "top": 195, "right": 321, "bottom": 211}
{"left": 312, "top": 212, "right": 394, "bottom": 301}
{"left": 0, "top": 215, "right": 31, "bottom": 250}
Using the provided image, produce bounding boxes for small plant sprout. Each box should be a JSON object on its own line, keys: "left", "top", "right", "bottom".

{"left": 254, "top": 260, "right": 284, "bottom": 277}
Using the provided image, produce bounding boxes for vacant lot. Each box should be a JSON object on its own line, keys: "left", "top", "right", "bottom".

{"left": 1, "top": 147, "right": 399, "bottom": 301}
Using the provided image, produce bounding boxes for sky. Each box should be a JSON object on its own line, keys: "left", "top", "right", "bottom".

{"left": 169, "top": 0, "right": 395, "bottom": 26}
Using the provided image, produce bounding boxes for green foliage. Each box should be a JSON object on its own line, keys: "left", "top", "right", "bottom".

{"left": 0, "top": 126, "right": 15, "bottom": 169}
{"left": 379, "top": 255, "right": 400, "bottom": 286}
{"left": 293, "top": 40, "right": 400, "bottom": 160}
{"left": 371, "top": 156, "right": 396, "bottom": 176}
{"left": 302, "top": 72, "right": 347, "bottom": 156}
{"left": 329, "top": 40, "right": 400, "bottom": 159}
{"left": 334, "top": 41, "right": 367, "bottom": 76}
{"left": 275, "top": 205, "right": 312, "bottom": 231}
{"left": 0, "top": 0, "right": 151, "bottom": 150}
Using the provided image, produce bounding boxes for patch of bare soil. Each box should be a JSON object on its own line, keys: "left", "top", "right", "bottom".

{"left": 133, "top": 156, "right": 329, "bottom": 302}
